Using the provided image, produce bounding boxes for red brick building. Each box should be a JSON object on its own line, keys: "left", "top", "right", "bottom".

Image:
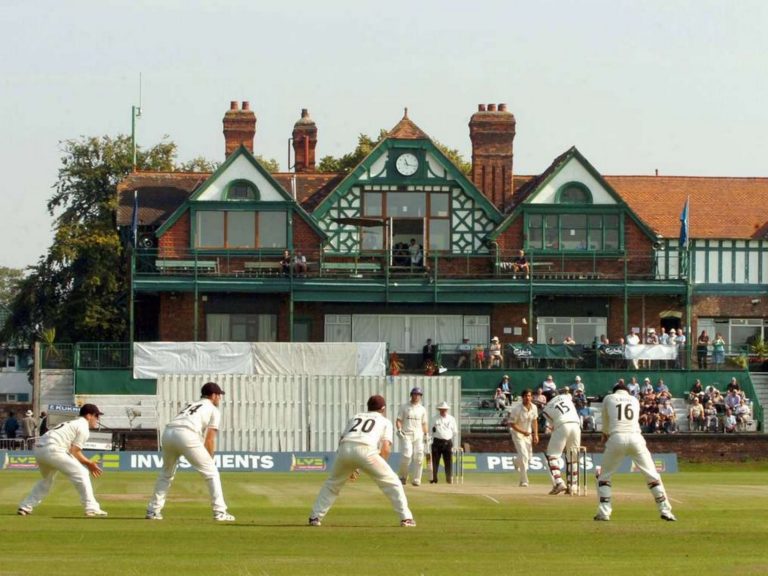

{"left": 117, "top": 101, "right": 768, "bottom": 365}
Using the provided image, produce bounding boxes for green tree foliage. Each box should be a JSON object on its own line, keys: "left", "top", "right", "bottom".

{"left": 256, "top": 156, "right": 280, "bottom": 173}
{"left": 178, "top": 156, "right": 219, "bottom": 172}
{"left": 1, "top": 135, "right": 183, "bottom": 344}
{"left": 0, "top": 267, "right": 24, "bottom": 306}
{"left": 317, "top": 130, "right": 471, "bottom": 176}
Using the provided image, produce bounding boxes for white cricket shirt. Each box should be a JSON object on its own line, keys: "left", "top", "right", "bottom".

{"left": 543, "top": 394, "right": 580, "bottom": 428}
{"left": 397, "top": 402, "right": 427, "bottom": 439}
{"left": 601, "top": 389, "right": 641, "bottom": 434}
{"left": 36, "top": 417, "right": 90, "bottom": 451}
{"left": 166, "top": 398, "right": 221, "bottom": 438}
{"left": 341, "top": 411, "right": 393, "bottom": 449}
{"left": 432, "top": 413, "right": 458, "bottom": 441}
{"left": 509, "top": 402, "right": 538, "bottom": 434}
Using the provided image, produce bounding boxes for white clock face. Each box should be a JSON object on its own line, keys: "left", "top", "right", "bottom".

{"left": 395, "top": 152, "right": 419, "bottom": 176}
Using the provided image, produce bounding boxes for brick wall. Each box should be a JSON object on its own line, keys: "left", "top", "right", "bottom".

{"left": 158, "top": 293, "right": 196, "bottom": 340}
{"left": 158, "top": 212, "right": 190, "bottom": 257}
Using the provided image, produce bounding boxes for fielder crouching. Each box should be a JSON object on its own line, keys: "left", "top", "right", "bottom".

{"left": 309, "top": 394, "right": 415, "bottom": 527}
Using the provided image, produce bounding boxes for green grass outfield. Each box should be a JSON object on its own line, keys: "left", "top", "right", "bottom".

{"left": 2, "top": 463, "right": 767, "bottom": 575}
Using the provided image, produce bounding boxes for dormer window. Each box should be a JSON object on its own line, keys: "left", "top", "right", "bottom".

{"left": 556, "top": 182, "right": 592, "bottom": 204}
{"left": 226, "top": 180, "right": 259, "bottom": 201}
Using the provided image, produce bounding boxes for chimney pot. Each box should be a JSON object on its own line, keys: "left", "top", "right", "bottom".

{"left": 498, "top": 103, "right": 507, "bottom": 112}
{"left": 242, "top": 101, "right": 250, "bottom": 111}
{"left": 478, "top": 104, "right": 486, "bottom": 112}
{"left": 301, "top": 108, "right": 309, "bottom": 118}
{"left": 230, "top": 101, "right": 238, "bottom": 110}
{"left": 488, "top": 104, "right": 497, "bottom": 112}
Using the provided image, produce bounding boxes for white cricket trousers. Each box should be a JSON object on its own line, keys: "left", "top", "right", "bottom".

{"left": 510, "top": 432, "right": 533, "bottom": 485}
{"left": 398, "top": 435, "right": 425, "bottom": 485}
{"left": 596, "top": 432, "right": 673, "bottom": 519}
{"left": 311, "top": 441, "right": 413, "bottom": 522}
{"left": 19, "top": 447, "right": 101, "bottom": 514}
{"left": 546, "top": 422, "right": 581, "bottom": 486}
{"left": 147, "top": 427, "right": 228, "bottom": 515}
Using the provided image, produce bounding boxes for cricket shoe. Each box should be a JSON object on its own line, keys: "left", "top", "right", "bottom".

{"left": 214, "top": 512, "right": 236, "bottom": 522}
{"left": 308, "top": 517, "right": 321, "bottom": 527}
{"left": 660, "top": 512, "right": 677, "bottom": 522}
{"left": 17, "top": 507, "right": 32, "bottom": 516}
{"left": 400, "top": 519, "right": 416, "bottom": 527}
{"left": 548, "top": 484, "right": 567, "bottom": 495}
{"left": 85, "top": 509, "right": 108, "bottom": 517}
{"left": 519, "top": 482, "right": 529, "bottom": 487}
{"left": 593, "top": 514, "right": 610, "bottom": 522}
{"left": 145, "top": 511, "right": 163, "bottom": 520}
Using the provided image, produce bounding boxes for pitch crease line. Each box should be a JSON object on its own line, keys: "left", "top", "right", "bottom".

{"left": 483, "top": 494, "right": 500, "bottom": 504}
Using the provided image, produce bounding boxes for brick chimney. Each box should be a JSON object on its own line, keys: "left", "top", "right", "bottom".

{"left": 468, "top": 103, "right": 516, "bottom": 211}
{"left": 292, "top": 108, "right": 318, "bottom": 172}
{"left": 222, "top": 101, "right": 256, "bottom": 158}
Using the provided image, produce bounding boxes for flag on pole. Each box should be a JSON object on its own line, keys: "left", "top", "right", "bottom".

{"left": 131, "top": 190, "right": 139, "bottom": 248}
{"left": 679, "top": 197, "right": 689, "bottom": 248}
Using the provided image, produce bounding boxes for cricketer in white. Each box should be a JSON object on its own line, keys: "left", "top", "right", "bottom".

{"left": 146, "top": 382, "right": 234, "bottom": 521}
{"left": 396, "top": 387, "right": 429, "bottom": 486}
{"left": 542, "top": 389, "right": 581, "bottom": 495}
{"left": 595, "top": 381, "right": 676, "bottom": 522}
{"left": 309, "top": 394, "right": 415, "bottom": 527}
{"left": 18, "top": 403, "right": 108, "bottom": 517}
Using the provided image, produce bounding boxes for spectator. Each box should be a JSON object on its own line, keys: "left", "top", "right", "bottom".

{"left": 688, "top": 379, "right": 704, "bottom": 403}
{"left": 735, "top": 399, "right": 752, "bottom": 431}
{"left": 655, "top": 379, "right": 670, "bottom": 397}
{"left": 639, "top": 395, "right": 659, "bottom": 433}
{"left": 626, "top": 377, "right": 640, "bottom": 399}
{"left": 688, "top": 397, "right": 705, "bottom": 431}
{"left": 542, "top": 374, "right": 557, "bottom": 394}
{"left": 572, "top": 388, "right": 594, "bottom": 431}
{"left": 704, "top": 401, "right": 719, "bottom": 432}
{"left": 626, "top": 329, "right": 640, "bottom": 370}
{"left": 494, "top": 386, "right": 507, "bottom": 413}
{"left": 473, "top": 344, "right": 485, "bottom": 369}
{"left": 570, "top": 375, "right": 585, "bottom": 393}
{"left": 455, "top": 338, "right": 471, "bottom": 368}
{"left": 422, "top": 338, "right": 437, "bottom": 365}
{"left": 293, "top": 251, "right": 308, "bottom": 276}
{"left": 659, "top": 327, "right": 670, "bottom": 346}
{"left": 640, "top": 378, "right": 654, "bottom": 397}
{"left": 708, "top": 387, "right": 725, "bottom": 413}
{"left": 726, "top": 377, "right": 740, "bottom": 392}
{"left": 723, "top": 408, "right": 737, "bottom": 433}
{"left": 696, "top": 330, "right": 710, "bottom": 369}
{"left": 658, "top": 399, "right": 677, "bottom": 433}
{"left": 499, "top": 374, "right": 512, "bottom": 404}
{"left": 39, "top": 411, "right": 49, "bottom": 436}
{"left": 676, "top": 329, "right": 687, "bottom": 369}
{"left": 712, "top": 333, "right": 726, "bottom": 367}
{"left": 280, "top": 250, "right": 291, "bottom": 276}
{"left": 724, "top": 389, "right": 741, "bottom": 412}
{"left": 511, "top": 249, "right": 530, "bottom": 279}
{"left": 4, "top": 412, "right": 19, "bottom": 439}
{"left": 408, "top": 238, "right": 422, "bottom": 269}
{"left": 487, "top": 336, "right": 503, "bottom": 369}
{"left": 532, "top": 388, "right": 548, "bottom": 433}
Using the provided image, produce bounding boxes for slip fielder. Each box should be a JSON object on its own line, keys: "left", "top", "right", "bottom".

{"left": 309, "top": 394, "right": 415, "bottom": 527}
{"left": 595, "top": 381, "right": 676, "bottom": 521}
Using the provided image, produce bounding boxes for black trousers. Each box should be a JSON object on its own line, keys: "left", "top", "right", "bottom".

{"left": 431, "top": 438, "right": 453, "bottom": 483}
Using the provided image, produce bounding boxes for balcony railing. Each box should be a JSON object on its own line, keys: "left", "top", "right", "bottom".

{"left": 133, "top": 247, "right": 684, "bottom": 282}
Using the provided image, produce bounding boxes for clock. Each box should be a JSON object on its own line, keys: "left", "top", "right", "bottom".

{"left": 395, "top": 152, "right": 419, "bottom": 176}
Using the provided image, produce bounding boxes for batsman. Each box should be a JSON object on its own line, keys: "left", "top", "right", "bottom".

{"left": 396, "top": 387, "right": 429, "bottom": 486}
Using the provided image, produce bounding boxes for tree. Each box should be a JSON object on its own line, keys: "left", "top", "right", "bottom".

{"left": 0, "top": 267, "right": 24, "bottom": 306}
{"left": 256, "top": 156, "right": 280, "bottom": 173}
{"left": 317, "top": 130, "right": 471, "bottom": 176}
{"left": 1, "top": 135, "right": 187, "bottom": 344}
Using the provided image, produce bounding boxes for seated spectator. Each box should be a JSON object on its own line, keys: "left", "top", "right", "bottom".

{"left": 487, "top": 336, "right": 503, "bottom": 369}
{"left": 499, "top": 374, "right": 512, "bottom": 404}
{"left": 542, "top": 374, "right": 557, "bottom": 394}
{"left": 655, "top": 379, "right": 669, "bottom": 396}
{"left": 727, "top": 377, "right": 740, "bottom": 392}
{"left": 723, "top": 408, "right": 737, "bottom": 433}
{"left": 688, "top": 397, "right": 705, "bottom": 431}
{"left": 280, "top": 250, "right": 292, "bottom": 275}
{"left": 572, "top": 388, "right": 594, "bottom": 431}
{"left": 688, "top": 379, "right": 704, "bottom": 403}
{"left": 640, "top": 378, "right": 654, "bottom": 397}
{"left": 532, "top": 387, "right": 548, "bottom": 433}
{"left": 570, "top": 374, "right": 585, "bottom": 393}
{"left": 293, "top": 251, "right": 308, "bottom": 276}
{"left": 494, "top": 387, "right": 507, "bottom": 413}
{"left": 704, "top": 401, "right": 719, "bottom": 432}
{"left": 456, "top": 338, "right": 471, "bottom": 368}
{"left": 473, "top": 345, "right": 485, "bottom": 369}
{"left": 705, "top": 385, "right": 724, "bottom": 412}
{"left": 724, "top": 389, "right": 741, "bottom": 412}
{"left": 639, "top": 399, "right": 659, "bottom": 434}
{"left": 735, "top": 399, "right": 752, "bottom": 431}
{"left": 658, "top": 399, "right": 677, "bottom": 434}
{"left": 511, "top": 249, "right": 530, "bottom": 278}
{"left": 422, "top": 338, "right": 437, "bottom": 365}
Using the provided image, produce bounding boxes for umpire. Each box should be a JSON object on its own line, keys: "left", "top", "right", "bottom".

{"left": 429, "top": 401, "right": 458, "bottom": 484}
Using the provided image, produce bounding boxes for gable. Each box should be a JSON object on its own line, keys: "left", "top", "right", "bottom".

{"left": 528, "top": 157, "right": 618, "bottom": 205}
{"left": 192, "top": 149, "right": 291, "bottom": 203}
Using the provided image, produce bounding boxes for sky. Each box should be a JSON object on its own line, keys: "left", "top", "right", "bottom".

{"left": 1, "top": 0, "right": 767, "bottom": 269}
